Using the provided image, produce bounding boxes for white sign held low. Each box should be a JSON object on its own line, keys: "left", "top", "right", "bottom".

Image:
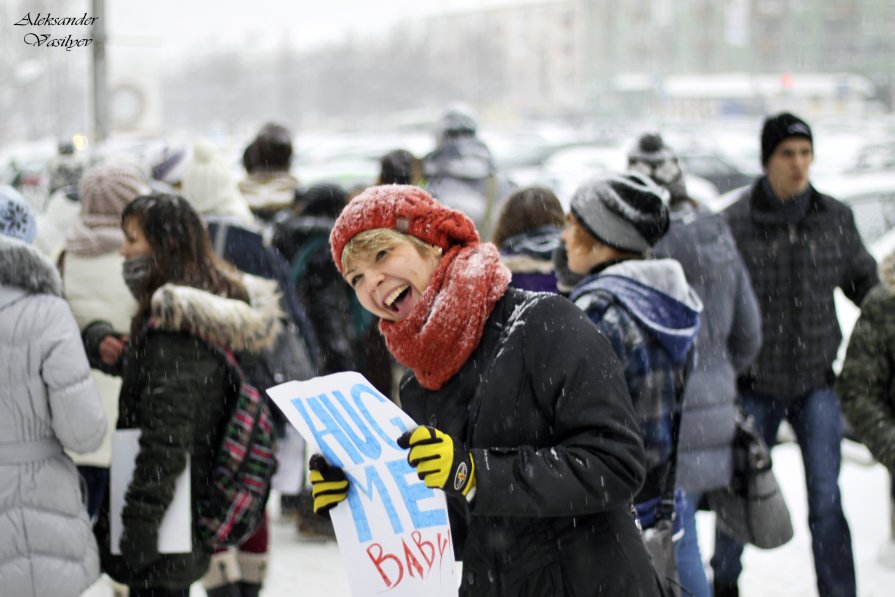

{"left": 267, "top": 371, "right": 457, "bottom": 597}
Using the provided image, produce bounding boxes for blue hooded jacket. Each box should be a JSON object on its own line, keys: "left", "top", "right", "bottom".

{"left": 571, "top": 258, "right": 702, "bottom": 509}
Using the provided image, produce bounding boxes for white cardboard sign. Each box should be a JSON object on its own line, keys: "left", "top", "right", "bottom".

{"left": 109, "top": 429, "right": 192, "bottom": 554}
{"left": 267, "top": 372, "right": 458, "bottom": 597}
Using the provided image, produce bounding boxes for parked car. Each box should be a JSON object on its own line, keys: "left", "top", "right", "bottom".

{"left": 676, "top": 151, "right": 757, "bottom": 194}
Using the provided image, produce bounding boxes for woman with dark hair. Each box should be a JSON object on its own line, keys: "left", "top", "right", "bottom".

{"left": 308, "top": 185, "right": 664, "bottom": 597}
{"left": 86, "top": 194, "right": 281, "bottom": 597}
{"left": 491, "top": 186, "right": 565, "bottom": 294}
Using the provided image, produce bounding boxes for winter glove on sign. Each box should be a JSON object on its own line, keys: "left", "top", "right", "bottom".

{"left": 397, "top": 426, "right": 476, "bottom": 497}
{"left": 308, "top": 454, "right": 349, "bottom": 515}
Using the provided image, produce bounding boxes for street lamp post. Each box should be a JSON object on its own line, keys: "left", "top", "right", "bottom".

{"left": 92, "top": 0, "right": 108, "bottom": 143}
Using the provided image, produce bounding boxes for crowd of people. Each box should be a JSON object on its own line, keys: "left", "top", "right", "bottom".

{"left": 0, "top": 108, "right": 889, "bottom": 597}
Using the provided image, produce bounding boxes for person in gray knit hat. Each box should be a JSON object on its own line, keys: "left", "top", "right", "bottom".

{"left": 563, "top": 171, "right": 702, "bottom": 593}
{"left": 567, "top": 170, "right": 670, "bottom": 255}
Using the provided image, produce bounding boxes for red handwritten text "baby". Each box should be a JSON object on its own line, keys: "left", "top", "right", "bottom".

{"left": 366, "top": 530, "right": 452, "bottom": 588}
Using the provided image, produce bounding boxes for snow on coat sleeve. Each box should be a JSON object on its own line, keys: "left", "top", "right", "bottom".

{"left": 470, "top": 295, "right": 646, "bottom": 517}
{"left": 41, "top": 295, "right": 106, "bottom": 453}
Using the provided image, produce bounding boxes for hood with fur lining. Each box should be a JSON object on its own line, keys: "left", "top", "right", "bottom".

{"left": 0, "top": 234, "right": 63, "bottom": 303}
{"left": 149, "top": 274, "right": 282, "bottom": 354}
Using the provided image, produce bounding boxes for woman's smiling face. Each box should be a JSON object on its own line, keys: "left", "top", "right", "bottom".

{"left": 344, "top": 239, "right": 441, "bottom": 322}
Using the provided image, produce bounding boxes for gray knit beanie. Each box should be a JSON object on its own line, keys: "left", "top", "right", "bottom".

{"left": 570, "top": 171, "right": 670, "bottom": 253}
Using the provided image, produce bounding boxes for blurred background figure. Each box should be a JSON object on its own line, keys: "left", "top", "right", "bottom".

{"left": 423, "top": 104, "right": 514, "bottom": 237}
{"left": 272, "top": 183, "right": 393, "bottom": 539}
{"left": 182, "top": 139, "right": 256, "bottom": 227}
{"left": 378, "top": 149, "right": 423, "bottom": 186}
{"left": 145, "top": 141, "right": 191, "bottom": 195}
{"left": 0, "top": 185, "right": 106, "bottom": 597}
{"left": 34, "top": 141, "right": 91, "bottom": 260}
{"left": 60, "top": 161, "right": 147, "bottom": 523}
{"left": 180, "top": 140, "right": 321, "bottom": 553}
{"left": 837, "top": 249, "right": 895, "bottom": 568}
{"left": 491, "top": 186, "right": 565, "bottom": 294}
{"left": 274, "top": 184, "right": 358, "bottom": 378}
{"left": 239, "top": 123, "right": 299, "bottom": 223}
{"left": 635, "top": 132, "right": 763, "bottom": 597}
{"left": 48, "top": 138, "right": 86, "bottom": 198}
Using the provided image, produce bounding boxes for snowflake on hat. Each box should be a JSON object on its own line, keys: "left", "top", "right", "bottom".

{"left": 1, "top": 198, "right": 35, "bottom": 242}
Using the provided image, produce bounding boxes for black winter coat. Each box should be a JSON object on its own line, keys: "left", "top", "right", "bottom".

{"left": 725, "top": 180, "right": 878, "bottom": 399}
{"left": 401, "top": 288, "right": 662, "bottom": 597}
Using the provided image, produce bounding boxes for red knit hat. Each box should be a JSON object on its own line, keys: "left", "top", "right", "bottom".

{"left": 330, "top": 184, "right": 479, "bottom": 274}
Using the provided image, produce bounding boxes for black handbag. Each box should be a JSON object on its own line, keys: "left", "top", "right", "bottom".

{"left": 705, "top": 411, "right": 794, "bottom": 549}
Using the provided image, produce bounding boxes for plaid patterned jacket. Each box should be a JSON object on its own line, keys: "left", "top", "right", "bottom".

{"left": 572, "top": 261, "right": 700, "bottom": 504}
{"left": 724, "top": 180, "right": 878, "bottom": 400}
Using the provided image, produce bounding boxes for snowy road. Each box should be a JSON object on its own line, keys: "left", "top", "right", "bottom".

{"left": 84, "top": 440, "right": 895, "bottom": 597}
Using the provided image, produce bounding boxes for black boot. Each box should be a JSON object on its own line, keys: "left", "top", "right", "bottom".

{"left": 206, "top": 583, "right": 241, "bottom": 597}
{"left": 713, "top": 581, "right": 739, "bottom": 597}
{"left": 238, "top": 581, "right": 261, "bottom": 597}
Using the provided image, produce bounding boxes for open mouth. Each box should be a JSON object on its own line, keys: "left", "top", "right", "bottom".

{"left": 383, "top": 284, "right": 411, "bottom": 313}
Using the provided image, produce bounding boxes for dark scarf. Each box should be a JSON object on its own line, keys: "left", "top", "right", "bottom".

{"left": 760, "top": 177, "right": 812, "bottom": 225}
{"left": 380, "top": 243, "right": 511, "bottom": 390}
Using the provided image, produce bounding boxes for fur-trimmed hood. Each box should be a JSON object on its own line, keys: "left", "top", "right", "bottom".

{"left": 0, "top": 234, "right": 63, "bottom": 306}
{"left": 881, "top": 251, "right": 895, "bottom": 295}
{"left": 149, "top": 274, "right": 282, "bottom": 354}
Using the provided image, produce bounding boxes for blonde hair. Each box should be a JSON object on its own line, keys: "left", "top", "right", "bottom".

{"left": 341, "top": 228, "right": 441, "bottom": 273}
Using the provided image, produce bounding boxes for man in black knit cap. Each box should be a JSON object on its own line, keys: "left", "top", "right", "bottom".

{"left": 713, "top": 113, "right": 877, "bottom": 597}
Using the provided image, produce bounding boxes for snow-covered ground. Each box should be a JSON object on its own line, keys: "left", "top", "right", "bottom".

{"left": 84, "top": 439, "right": 895, "bottom": 597}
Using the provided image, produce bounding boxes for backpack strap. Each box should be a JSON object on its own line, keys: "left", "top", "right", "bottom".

{"left": 288, "top": 234, "right": 329, "bottom": 288}
{"left": 209, "top": 221, "right": 231, "bottom": 260}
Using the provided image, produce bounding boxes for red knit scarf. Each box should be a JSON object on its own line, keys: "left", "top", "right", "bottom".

{"left": 380, "top": 243, "right": 511, "bottom": 390}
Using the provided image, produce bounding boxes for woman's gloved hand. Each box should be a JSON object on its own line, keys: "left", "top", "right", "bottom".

{"left": 397, "top": 426, "right": 476, "bottom": 497}
{"left": 308, "top": 454, "right": 349, "bottom": 515}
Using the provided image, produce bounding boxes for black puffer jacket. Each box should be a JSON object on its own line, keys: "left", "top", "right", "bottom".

{"left": 400, "top": 288, "right": 662, "bottom": 597}
{"left": 88, "top": 277, "right": 281, "bottom": 590}
{"left": 274, "top": 213, "right": 358, "bottom": 374}
{"left": 725, "top": 180, "right": 877, "bottom": 399}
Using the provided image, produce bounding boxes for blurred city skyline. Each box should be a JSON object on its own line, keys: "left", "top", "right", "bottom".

{"left": 2, "top": 0, "right": 894, "bottom": 146}
{"left": 105, "top": 0, "right": 503, "bottom": 56}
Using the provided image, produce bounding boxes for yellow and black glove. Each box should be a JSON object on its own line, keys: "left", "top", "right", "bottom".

{"left": 397, "top": 426, "right": 475, "bottom": 497}
{"left": 308, "top": 454, "right": 349, "bottom": 515}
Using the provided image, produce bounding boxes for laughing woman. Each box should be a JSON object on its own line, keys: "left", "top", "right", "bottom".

{"left": 309, "top": 185, "right": 664, "bottom": 597}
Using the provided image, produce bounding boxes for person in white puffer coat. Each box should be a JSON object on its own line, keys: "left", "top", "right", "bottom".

{"left": 0, "top": 185, "right": 106, "bottom": 597}
{"left": 60, "top": 161, "right": 145, "bottom": 521}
